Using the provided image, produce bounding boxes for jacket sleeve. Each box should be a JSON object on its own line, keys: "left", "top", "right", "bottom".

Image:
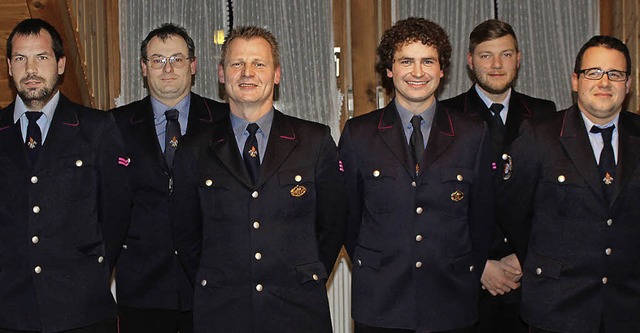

{"left": 97, "top": 112, "right": 132, "bottom": 272}
{"left": 315, "top": 126, "right": 348, "bottom": 275}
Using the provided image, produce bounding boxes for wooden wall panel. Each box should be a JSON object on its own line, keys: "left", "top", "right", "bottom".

{"left": 0, "top": 0, "right": 31, "bottom": 108}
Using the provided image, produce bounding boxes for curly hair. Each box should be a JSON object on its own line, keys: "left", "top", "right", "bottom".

{"left": 376, "top": 17, "right": 451, "bottom": 94}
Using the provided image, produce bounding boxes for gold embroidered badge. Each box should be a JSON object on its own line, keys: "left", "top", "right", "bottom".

{"left": 290, "top": 185, "right": 307, "bottom": 197}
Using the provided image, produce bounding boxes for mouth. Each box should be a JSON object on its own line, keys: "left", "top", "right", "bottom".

{"left": 406, "top": 80, "right": 427, "bottom": 87}
{"left": 239, "top": 83, "right": 258, "bottom": 88}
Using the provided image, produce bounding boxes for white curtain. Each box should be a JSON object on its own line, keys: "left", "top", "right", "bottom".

{"left": 396, "top": 0, "right": 599, "bottom": 109}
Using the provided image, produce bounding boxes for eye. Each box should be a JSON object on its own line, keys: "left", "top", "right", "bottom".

{"left": 37, "top": 55, "right": 49, "bottom": 61}
{"left": 172, "top": 57, "right": 184, "bottom": 64}
{"left": 12, "top": 55, "right": 25, "bottom": 62}
{"left": 254, "top": 62, "right": 266, "bottom": 68}
{"left": 502, "top": 52, "right": 513, "bottom": 58}
{"left": 400, "top": 59, "right": 412, "bottom": 65}
{"left": 151, "top": 58, "right": 165, "bottom": 65}
{"left": 423, "top": 59, "right": 435, "bottom": 65}
{"left": 479, "top": 54, "right": 490, "bottom": 59}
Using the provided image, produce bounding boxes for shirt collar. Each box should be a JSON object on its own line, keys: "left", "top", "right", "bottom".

{"left": 394, "top": 99, "right": 437, "bottom": 128}
{"left": 230, "top": 108, "right": 275, "bottom": 138}
{"left": 580, "top": 111, "right": 619, "bottom": 131}
{"left": 150, "top": 94, "right": 191, "bottom": 119}
{"left": 474, "top": 84, "right": 512, "bottom": 111}
{"left": 13, "top": 90, "right": 60, "bottom": 124}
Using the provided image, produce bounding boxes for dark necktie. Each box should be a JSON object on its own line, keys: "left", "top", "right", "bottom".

{"left": 164, "top": 109, "right": 181, "bottom": 170}
{"left": 25, "top": 111, "right": 44, "bottom": 164}
{"left": 489, "top": 103, "right": 505, "bottom": 137}
{"left": 243, "top": 123, "right": 260, "bottom": 184}
{"left": 590, "top": 125, "right": 616, "bottom": 203}
{"left": 410, "top": 115, "right": 424, "bottom": 175}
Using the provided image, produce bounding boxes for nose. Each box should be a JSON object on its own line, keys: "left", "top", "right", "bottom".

{"left": 163, "top": 59, "right": 174, "bottom": 73}
{"left": 491, "top": 56, "right": 503, "bottom": 69}
{"left": 25, "top": 59, "right": 37, "bottom": 74}
{"left": 241, "top": 65, "right": 254, "bottom": 77}
{"left": 411, "top": 63, "right": 424, "bottom": 77}
{"left": 597, "top": 74, "right": 612, "bottom": 87}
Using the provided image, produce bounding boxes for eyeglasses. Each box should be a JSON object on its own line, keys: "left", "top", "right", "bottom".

{"left": 578, "top": 68, "right": 628, "bottom": 82}
{"left": 144, "top": 55, "right": 192, "bottom": 69}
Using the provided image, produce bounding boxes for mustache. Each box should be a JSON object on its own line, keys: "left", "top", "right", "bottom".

{"left": 20, "top": 74, "right": 45, "bottom": 83}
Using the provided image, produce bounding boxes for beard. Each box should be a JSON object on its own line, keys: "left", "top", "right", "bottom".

{"left": 473, "top": 68, "right": 517, "bottom": 96}
{"left": 17, "top": 74, "right": 59, "bottom": 109}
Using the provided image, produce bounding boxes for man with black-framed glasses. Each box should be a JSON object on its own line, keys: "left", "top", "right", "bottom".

{"left": 110, "top": 23, "right": 225, "bottom": 333}
{"left": 498, "top": 35, "right": 639, "bottom": 333}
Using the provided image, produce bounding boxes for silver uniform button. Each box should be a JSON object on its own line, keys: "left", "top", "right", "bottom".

{"left": 456, "top": 174, "right": 463, "bottom": 181}
{"left": 32, "top": 206, "right": 40, "bottom": 214}
{"left": 295, "top": 175, "right": 302, "bottom": 182}
{"left": 357, "top": 259, "right": 362, "bottom": 266}
{"left": 201, "top": 280, "right": 207, "bottom": 286}
{"left": 252, "top": 191, "right": 259, "bottom": 198}
{"left": 536, "top": 267, "right": 542, "bottom": 275}
{"left": 415, "top": 261, "right": 422, "bottom": 268}
{"left": 312, "top": 274, "right": 319, "bottom": 281}
{"left": 122, "top": 244, "right": 128, "bottom": 249}
{"left": 415, "top": 235, "right": 423, "bottom": 242}
{"left": 253, "top": 221, "right": 260, "bottom": 229}
{"left": 607, "top": 219, "right": 613, "bottom": 226}
{"left": 98, "top": 256, "right": 104, "bottom": 263}
{"left": 31, "top": 236, "right": 39, "bottom": 244}
{"left": 602, "top": 277, "right": 608, "bottom": 284}
{"left": 503, "top": 238, "right": 508, "bottom": 243}
{"left": 373, "top": 170, "right": 381, "bottom": 177}
{"left": 411, "top": 181, "right": 416, "bottom": 187}
{"left": 469, "top": 265, "right": 474, "bottom": 272}
{"left": 255, "top": 252, "right": 262, "bottom": 260}
{"left": 34, "top": 266, "right": 42, "bottom": 274}
{"left": 205, "top": 179, "right": 213, "bottom": 187}
{"left": 75, "top": 160, "right": 83, "bottom": 167}
{"left": 174, "top": 250, "right": 178, "bottom": 255}
{"left": 31, "top": 176, "right": 38, "bottom": 184}
{"left": 605, "top": 248, "right": 612, "bottom": 256}
{"left": 256, "top": 284, "right": 263, "bottom": 292}
{"left": 557, "top": 175, "right": 566, "bottom": 183}
{"left": 416, "top": 207, "right": 424, "bottom": 214}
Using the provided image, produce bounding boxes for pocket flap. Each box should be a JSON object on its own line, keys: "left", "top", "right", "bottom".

{"left": 295, "top": 261, "right": 328, "bottom": 283}
{"left": 353, "top": 245, "right": 382, "bottom": 270}
{"left": 524, "top": 251, "right": 563, "bottom": 279}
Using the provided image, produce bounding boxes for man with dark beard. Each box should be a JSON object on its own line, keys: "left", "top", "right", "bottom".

{"left": 0, "top": 19, "right": 130, "bottom": 332}
{"left": 442, "top": 20, "right": 556, "bottom": 333}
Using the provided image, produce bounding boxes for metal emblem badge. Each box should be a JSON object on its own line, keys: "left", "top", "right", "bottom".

{"left": 27, "top": 137, "right": 37, "bottom": 149}
{"left": 603, "top": 172, "right": 614, "bottom": 185}
{"left": 170, "top": 136, "right": 179, "bottom": 148}
{"left": 290, "top": 185, "right": 307, "bottom": 197}
{"left": 451, "top": 190, "right": 464, "bottom": 202}
{"left": 248, "top": 146, "right": 258, "bottom": 158}
{"left": 501, "top": 153, "right": 513, "bottom": 180}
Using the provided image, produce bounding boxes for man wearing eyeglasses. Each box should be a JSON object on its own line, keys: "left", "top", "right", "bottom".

{"left": 498, "top": 35, "right": 639, "bottom": 333}
{"left": 110, "top": 23, "right": 225, "bottom": 333}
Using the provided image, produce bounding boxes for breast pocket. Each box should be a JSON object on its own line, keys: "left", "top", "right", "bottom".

{"left": 538, "top": 169, "right": 586, "bottom": 219}
{"left": 363, "top": 166, "right": 400, "bottom": 214}
{"left": 435, "top": 167, "right": 474, "bottom": 218}
{"left": 278, "top": 168, "right": 316, "bottom": 217}
{"left": 55, "top": 150, "right": 97, "bottom": 203}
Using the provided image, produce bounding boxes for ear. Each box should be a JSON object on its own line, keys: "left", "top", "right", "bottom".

{"left": 141, "top": 59, "right": 149, "bottom": 77}
{"left": 57, "top": 56, "right": 66, "bottom": 75}
{"left": 439, "top": 70, "right": 444, "bottom": 79}
{"left": 217, "top": 63, "right": 225, "bottom": 83}
{"left": 190, "top": 56, "right": 198, "bottom": 75}
{"left": 571, "top": 72, "right": 579, "bottom": 92}
{"left": 516, "top": 51, "right": 522, "bottom": 69}
{"left": 7, "top": 58, "right": 12, "bottom": 77}
{"left": 466, "top": 52, "right": 473, "bottom": 70}
{"left": 386, "top": 68, "right": 393, "bottom": 78}
{"left": 625, "top": 77, "right": 632, "bottom": 94}
{"left": 274, "top": 65, "right": 281, "bottom": 84}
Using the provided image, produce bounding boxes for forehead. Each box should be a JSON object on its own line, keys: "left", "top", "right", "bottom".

{"left": 580, "top": 46, "right": 627, "bottom": 70}
{"left": 10, "top": 30, "right": 54, "bottom": 55}
{"left": 473, "top": 35, "right": 517, "bottom": 53}
{"left": 227, "top": 37, "right": 273, "bottom": 59}
{"left": 146, "top": 35, "right": 189, "bottom": 55}
{"left": 394, "top": 41, "right": 439, "bottom": 58}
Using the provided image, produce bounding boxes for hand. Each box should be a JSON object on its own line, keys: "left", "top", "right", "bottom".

{"left": 480, "top": 259, "right": 521, "bottom": 296}
{"left": 500, "top": 253, "right": 523, "bottom": 282}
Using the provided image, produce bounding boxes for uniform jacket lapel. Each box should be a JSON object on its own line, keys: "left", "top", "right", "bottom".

{"left": 612, "top": 111, "right": 640, "bottom": 206}
{"left": 259, "top": 110, "right": 298, "bottom": 187}
{"left": 0, "top": 103, "right": 29, "bottom": 171}
{"left": 376, "top": 102, "right": 414, "bottom": 176}
{"left": 129, "top": 96, "right": 166, "bottom": 171}
{"left": 422, "top": 102, "right": 454, "bottom": 170}
{"left": 559, "top": 105, "right": 605, "bottom": 202}
{"left": 504, "top": 91, "right": 534, "bottom": 146}
{"left": 33, "top": 96, "right": 80, "bottom": 173}
{"left": 209, "top": 111, "right": 254, "bottom": 188}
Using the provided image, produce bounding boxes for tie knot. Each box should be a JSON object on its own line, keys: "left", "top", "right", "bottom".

{"left": 165, "top": 109, "right": 179, "bottom": 121}
{"left": 25, "top": 111, "right": 43, "bottom": 123}
{"left": 410, "top": 116, "right": 423, "bottom": 129}
{"left": 489, "top": 103, "right": 504, "bottom": 115}
{"left": 590, "top": 125, "right": 615, "bottom": 141}
{"left": 246, "top": 123, "right": 260, "bottom": 135}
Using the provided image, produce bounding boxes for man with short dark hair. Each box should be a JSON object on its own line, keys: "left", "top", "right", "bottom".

{"left": 499, "top": 35, "right": 639, "bottom": 333}
{"left": 0, "top": 18, "right": 131, "bottom": 333}
{"left": 442, "top": 19, "right": 556, "bottom": 333}
{"left": 339, "top": 17, "right": 495, "bottom": 333}
{"left": 110, "top": 23, "right": 225, "bottom": 333}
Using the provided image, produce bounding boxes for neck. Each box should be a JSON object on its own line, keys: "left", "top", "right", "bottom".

{"left": 477, "top": 85, "right": 510, "bottom": 103}
{"left": 230, "top": 102, "right": 273, "bottom": 123}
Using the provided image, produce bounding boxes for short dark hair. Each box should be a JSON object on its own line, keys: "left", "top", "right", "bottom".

{"left": 219, "top": 26, "right": 280, "bottom": 68}
{"left": 218, "top": 26, "right": 280, "bottom": 101}
{"left": 376, "top": 17, "right": 451, "bottom": 94}
{"left": 7, "top": 18, "right": 65, "bottom": 61}
{"left": 573, "top": 35, "right": 631, "bottom": 76}
{"left": 140, "top": 23, "right": 195, "bottom": 60}
{"left": 468, "top": 19, "right": 518, "bottom": 54}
